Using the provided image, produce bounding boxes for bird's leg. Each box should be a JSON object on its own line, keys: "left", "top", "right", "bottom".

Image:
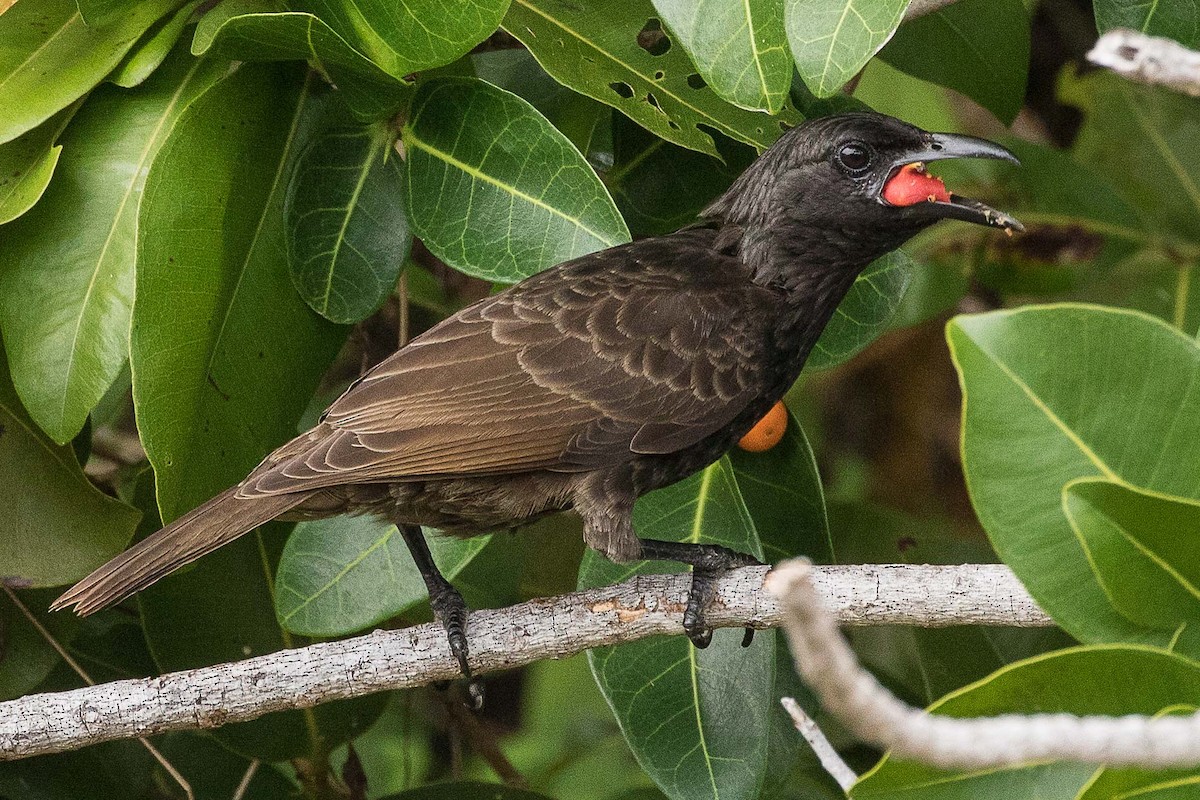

{"left": 397, "top": 524, "right": 483, "bottom": 708}
{"left": 637, "top": 539, "right": 764, "bottom": 649}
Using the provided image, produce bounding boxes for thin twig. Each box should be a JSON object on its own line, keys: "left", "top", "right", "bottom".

{"left": 0, "top": 564, "right": 1050, "bottom": 761}
{"left": 780, "top": 697, "right": 857, "bottom": 791}
{"left": 441, "top": 692, "right": 529, "bottom": 788}
{"left": 1, "top": 588, "right": 195, "bottom": 799}
{"left": 767, "top": 559, "right": 1200, "bottom": 771}
{"left": 231, "top": 760, "right": 260, "bottom": 800}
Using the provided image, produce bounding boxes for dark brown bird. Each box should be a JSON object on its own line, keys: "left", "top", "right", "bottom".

{"left": 54, "top": 113, "right": 1021, "bottom": 698}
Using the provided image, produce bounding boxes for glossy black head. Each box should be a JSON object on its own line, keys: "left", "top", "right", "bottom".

{"left": 703, "top": 112, "right": 1022, "bottom": 273}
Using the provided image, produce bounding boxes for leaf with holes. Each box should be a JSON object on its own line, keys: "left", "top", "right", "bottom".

{"left": 579, "top": 459, "right": 774, "bottom": 800}
{"left": 503, "top": 0, "right": 801, "bottom": 157}
{"left": 1064, "top": 479, "right": 1200, "bottom": 633}
{"left": 0, "top": 48, "right": 226, "bottom": 445}
{"left": 651, "top": 0, "right": 792, "bottom": 113}
{"left": 403, "top": 77, "right": 629, "bottom": 283}
{"left": 786, "top": 0, "right": 910, "bottom": 98}
{"left": 879, "top": 0, "right": 1029, "bottom": 125}
{"left": 290, "top": 0, "right": 510, "bottom": 79}
{"left": 951, "top": 305, "right": 1200, "bottom": 655}
{"left": 1061, "top": 70, "right": 1200, "bottom": 247}
{"left": 1093, "top": 0, "right": 1200, "bottom": 48}
{"left": 807, "top": 250, "right": 914, "bottom": 370}
{"left": 852, "top": 646, "right": 1200, "bottom": 798}
{"left": 192, "top": 0, "right": 412, "bottom": 121}
{"left": 286, "top": 123, "right": 409, "bottom": 323}
{"left": 0, "top": 0, "right": 178, "bottom": 144}
{"left": 274, "top": 515, "right": 491, "bottom": 637}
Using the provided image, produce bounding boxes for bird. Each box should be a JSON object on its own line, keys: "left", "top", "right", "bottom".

{"left": 54, "top": 112, "right": 1022, "bottom": 701}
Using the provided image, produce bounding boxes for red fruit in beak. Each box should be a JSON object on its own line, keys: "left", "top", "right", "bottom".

{"left": 882, "top": 162, "right": 950, "bottom": 206}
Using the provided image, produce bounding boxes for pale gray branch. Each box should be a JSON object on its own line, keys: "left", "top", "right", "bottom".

{"left": 0, "top": 564, "right": 1048, "bottom": 761}
{"left": 1088, "top": 29, "right": 1200, "bottom": 97}
{"left": 769, "top": 559, "right": 1200, "bottom": 771}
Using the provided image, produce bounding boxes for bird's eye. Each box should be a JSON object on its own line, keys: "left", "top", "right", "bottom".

{"left": 836, "top": 142, "right": 872, "bottom": 173}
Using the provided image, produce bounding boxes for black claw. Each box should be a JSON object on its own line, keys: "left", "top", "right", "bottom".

{"left": 741, "top": 627, "right": 755, "bottom": 648}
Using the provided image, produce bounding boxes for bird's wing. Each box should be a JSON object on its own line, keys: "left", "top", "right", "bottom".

{"left": 240, "top": 233, "right": 779, "bottom": 496}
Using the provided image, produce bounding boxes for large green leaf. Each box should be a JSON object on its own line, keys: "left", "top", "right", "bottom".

{"left": 950, "top": 305, "right": 1200, "bottom": 652}
{"left": 1064, "top": 479, "right": 1200, "bottom": 632}
{"left": 502, "top": 0, "right": 800, "bottom": 157}
{"left": 191, "top": 0, "right": 412, "bottom": 121}
{"left": 651, "top": 0, "right": 791, "bottom": 113}
{"left": 133, "top": 62, "right": 346, "bottom": 520}
{"left": 807, "top": 250, "right": 915, "bottom": 370}
{"left": 579, "top": 459, "right": 774, "bottom": 800}
{"left": 879, "top": 0, "right": 1028, "bottom": 125}
{"left": 786, "top": 0, "right": 910, "bottom": 98}
{"left": 853, "top": 646, "right": 1200, "bottom": 798}
{"left": 0, "top": 353, "right": 140, "bottom": 587}
{"left": 0, "top": 48, "right": 224, "bottom": 445}
{"left": 403, "top": 76, "right": 629, "bottom": 283}
{"left": 134, "top": 63, "right": 373, "bottom": 758}
{"left": 285, "top": 122, "right": 409, "bottom": 323}
{"left": 108, "top": 0, "right": 201, "bottom": 89}
{"left": 0, "top": 0, "right": 178, "bottom": 144}
{"left": 0, "top": 105, "right": 73, "bottom": 226}
{"left": 274, "top": 516, "right": 491, "bottom": 637}
{"left": 291, "top": 0, "right": 510, "bottom": 79}
{"left": 1093, "top": 0, "right": 1200, "bottom": 48}
{"left": 1062, "top": 71, "right": 1200, "bottom": 246}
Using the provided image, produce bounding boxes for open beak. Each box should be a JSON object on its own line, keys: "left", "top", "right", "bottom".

{"left": 880, "top": 132, "right": 1024, "bottom": 233}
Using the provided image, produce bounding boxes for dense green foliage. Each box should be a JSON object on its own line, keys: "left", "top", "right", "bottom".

{"left": 0, "top": 0, "right": 1198, "bottom": 798}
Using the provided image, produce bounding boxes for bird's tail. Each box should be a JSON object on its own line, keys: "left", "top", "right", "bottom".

{"left": 51, "top": 487, "right": 308, "bottom": 616}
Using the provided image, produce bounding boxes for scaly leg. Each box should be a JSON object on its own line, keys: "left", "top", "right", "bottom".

{"left": 397, "top": 524, "right": 483, "bottom": 708}
{"left": 637, "top": 539, "right": 763, "bottom": 649}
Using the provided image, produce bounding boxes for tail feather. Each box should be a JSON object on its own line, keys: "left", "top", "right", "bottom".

{"left": 51, "top": 488, "right": 309, "bottom": 616}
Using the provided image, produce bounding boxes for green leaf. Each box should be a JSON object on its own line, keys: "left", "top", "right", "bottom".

{"left": 0, "top": 588, "right": 80, "bottom": 701}
{"left": 0, "top": 0, "right": 178, "bottom": 144}
{"left": 651, "top": 0, "right": 792, "bottom": 113}
{"left": 1078, "top": 709, "right": 1200, "bottom": 800}
{"left": 502, "top": 0, "right": 801, "bottom": 157}
{"left": 1061, "top": 70, "right": 1200, "bottom": 247}
{"left": 274, "top": 516, "right": 491, "bottom": 637}
{"left": 579, "top": 459, "right": 773, "bottom": 800}
{"left": 786, "top": 0, "right": 910, "bottom": 98}
{"left": 191, "top": 0, "right": 412, "bottom": 121}
{"left": 878, "top": 0, "right": 1028, "bottom": 125}
{"left": 949, "top": 304, "right": 1200, "bottom": 651}
{"left": 108, "top": 0, "right": 201, "bottom": 89}
{"left": 807, "top": 250, "right": 915, "bottom": 370}
{"left": 853, "top": 646, "right": 1200, "bottom": 798}
{"left": 383, "top": 782, "right": 557, "bottom": 800}
{"left": 133, "top": 62, "right": 347, "bottom": 522}
{"left": 291, "top": 0, "right": 510, "bottom": 79}
{"left": 285, "top": 123, "right": 410, "bottom": 323}
{"left": 0, "top": 48, "right": 225, "bottom": 445}
{"left": 1064, "top": 479, "right": 1200, "bottom": 632}
{"left": 605, "top": 113, "right": 753, "bottom": 237}
{"left": 0, "top": 105, "right": 74, "bottom": 226}
{"left": 403, "top": 76, "right": 630, "bottom": 283}
{"left": 0, "top": 352, "right": 140, "bottom": 587}
{"left": 1093, "top": 0, "right": 1200, "bottom": 48}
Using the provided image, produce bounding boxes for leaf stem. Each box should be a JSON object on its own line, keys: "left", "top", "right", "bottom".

{"left": 1174, "top": 264, "right": 1192, "bottom": 331}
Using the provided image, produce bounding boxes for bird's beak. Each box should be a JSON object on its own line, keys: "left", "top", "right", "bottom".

{"left": 880, "top": 132, "right": 1024, "bottom": 233}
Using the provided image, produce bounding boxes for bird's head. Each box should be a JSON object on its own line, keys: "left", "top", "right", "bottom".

{"left": 703, "top": 112, "right": 1023, "bottom": 274}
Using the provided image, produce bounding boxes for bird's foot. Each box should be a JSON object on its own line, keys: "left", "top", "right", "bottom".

{"left": 428, "top": 580, "right": 483, "bottom": 709}
{"left": 638, "top": 540, "right": 764, "bottom": 649}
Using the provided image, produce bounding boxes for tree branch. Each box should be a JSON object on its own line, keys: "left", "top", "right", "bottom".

{"left": 1088, "top": 28, "right": 1200, "bottom": 97}
{"left": 0, "top": 564, "right": 1049, "bottom": 761}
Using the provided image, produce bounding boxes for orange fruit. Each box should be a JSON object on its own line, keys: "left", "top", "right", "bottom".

{"left": 737, "top": 400, "right": 787, "bottom": 452}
